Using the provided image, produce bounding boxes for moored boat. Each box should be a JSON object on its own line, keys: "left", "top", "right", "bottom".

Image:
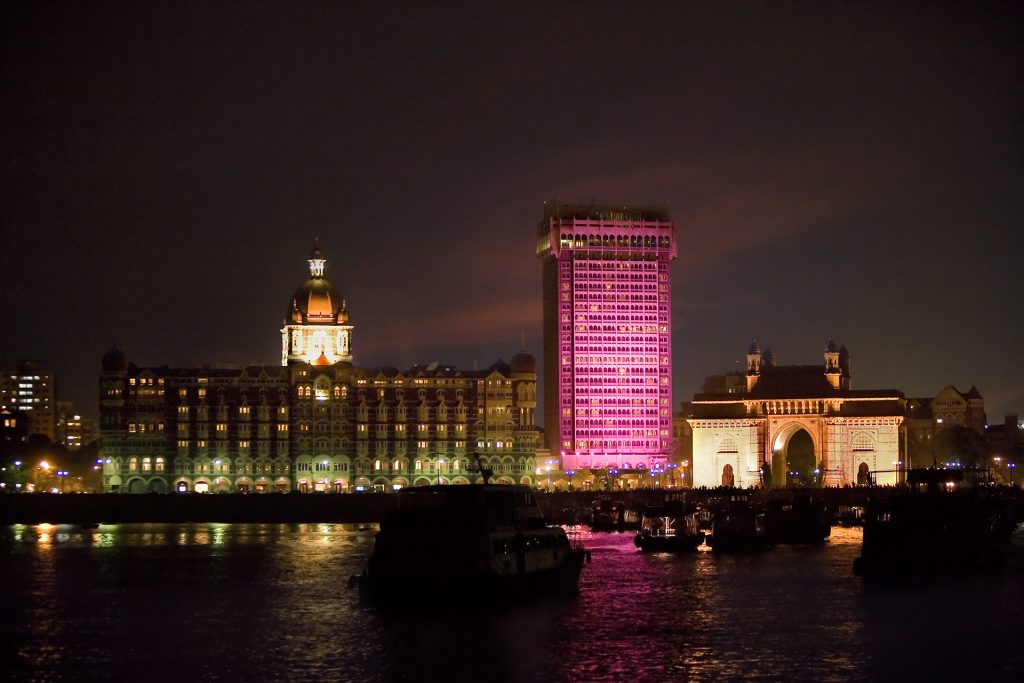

{"left": 707, "top": 500, "right": 770, "bottom": 553}
{"left": 765, "top": 493, "right": 831, "bottom": 544}
{"left": 853, "top": 467, "right": 1016, "bottom": 578}
{"left": 350, "top": 484, "right": 589, "bottom": 605}
{"left": 634, "top": 498, "right": 705, "bottom": 553}
{"left": 589, "top": 497, "right": 639, "bottom": 531}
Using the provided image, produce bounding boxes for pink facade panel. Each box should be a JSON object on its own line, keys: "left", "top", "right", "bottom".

{"left": 538, "top": 206, "right": 676, "bottom": 471}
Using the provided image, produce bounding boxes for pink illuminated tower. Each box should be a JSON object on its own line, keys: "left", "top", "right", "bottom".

{"left": 537, "top": 203, "right": 677, "bottom": 471}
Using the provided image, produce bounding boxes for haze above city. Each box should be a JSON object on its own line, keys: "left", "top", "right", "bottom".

{"left": 2, "top": 2, "right": 1022, "bottom": 422}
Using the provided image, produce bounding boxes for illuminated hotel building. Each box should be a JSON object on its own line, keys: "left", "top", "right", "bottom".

{"left": 537, "top": 203, "right": 676, "bottom": 471}
{"left": 281, "top": 241, "right": 353, "bottom": 366}
{"left": 98, "top": 244, "right": 539, "bottom": 493}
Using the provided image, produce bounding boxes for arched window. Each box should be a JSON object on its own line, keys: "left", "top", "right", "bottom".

{"left": 374, "top": 459, "right": 382, "bottom": 471}
{"left": 141, "top": 457, "right": 152, "bottom": 472}
{"left": 128, "top": 457, "right": 138, "bottom": 472}
{"left": 851, "top": 433, "right": 875, "bottom": 453}
{"left": 315, "top": 376, "right": 331, "bottom": 402}
{"left": 717, "top": 437, "right": 739, "bottom": 454}
{"left": 415, "top": 460, "right": 422, "bottom": 471}
{"left": 155, "top": 457, "right": 165, "bottom": 472}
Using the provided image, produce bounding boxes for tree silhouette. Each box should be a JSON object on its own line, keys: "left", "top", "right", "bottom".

{"left": 933, "top": 426, "right": 989, "bottom": 468}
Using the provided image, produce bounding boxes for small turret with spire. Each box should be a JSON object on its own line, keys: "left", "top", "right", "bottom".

{"left": 746, "top": 339, "right": 762, "bottom": 392}
{"left": 824, "top": 338, "right": 842, "bottom": 389}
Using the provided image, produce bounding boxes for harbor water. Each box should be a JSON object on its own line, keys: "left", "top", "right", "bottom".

{"left": 2, "top": 523, "right": 1022, "bottom": 681}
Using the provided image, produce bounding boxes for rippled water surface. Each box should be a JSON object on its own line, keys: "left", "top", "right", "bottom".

{"left": 2, "top": 523, "right": 1023, "bottom": 681}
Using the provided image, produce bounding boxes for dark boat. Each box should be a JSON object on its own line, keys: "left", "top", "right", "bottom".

{"left": 589, "top": 497, "right": 639, "bottom": 531}
{"left": 707, "top": 497, "right": 770, "bottom": 553}
{"left": 764, "top": 493, "right": 832, "bottom": 544}
{"left": 834, "top": 505, "right": 865, "bottom": 527}
{"left": 853, "top": 467, "right": 1016, "bottom": 578}
{"left": 350, "top": 484, "right": 589, "bottom": 605}
{"left": 634, "top": 497, "right": 706, "bottom": 553}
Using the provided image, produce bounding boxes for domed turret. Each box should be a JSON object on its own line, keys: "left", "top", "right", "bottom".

{"left": 280, "top": 242, "right": 355, "bottom": 366}
{"left": 748, "top": 339, "right": 761, "bottom": 355}
{"left": 102, "top": 344, "right": 128, "bottom": 373}
{"left": 510, "top": 350, "right": 537, "bottom": 374}
{"left": 285, "top": 243, "right": 349, "bottom": 326}
{"left": 825, "top": 338, "right": 838, "bottom": 353}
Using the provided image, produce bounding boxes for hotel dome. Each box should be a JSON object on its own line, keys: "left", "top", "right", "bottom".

{"left": 510, "top": 350, "right": 537, "bottom": 374}
{"left": 286, "top": 243, "right": 349, "bottom": 325}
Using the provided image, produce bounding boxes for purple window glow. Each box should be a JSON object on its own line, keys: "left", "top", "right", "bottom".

{"left": 538, "top": 204, "right": 677, "bottom": 471}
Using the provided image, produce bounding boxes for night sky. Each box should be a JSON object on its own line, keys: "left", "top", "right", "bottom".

{"left": 2, "top": 2, "right": 1022, "bottom": 423}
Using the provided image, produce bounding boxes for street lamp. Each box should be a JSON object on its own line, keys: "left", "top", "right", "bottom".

{"left": 566, "top": 469, "right": 576, "bottom": 491}
{"left": 57, "top": 470, "right": 68, "bottom": 493}
{"left": 35, "top": 460, "right": 51, "bottom": 492}
{"left": 437, "top": 458, "right": 445, "bottom": 486}
{"left": 609, "top": 468, "right": 619, "bottom": 491}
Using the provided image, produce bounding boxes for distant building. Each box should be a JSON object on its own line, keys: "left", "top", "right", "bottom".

{"left": 1, "top": 408, "right": 29, "bottom": 446}
{"left": 0, "top": 360, "right": 56, "bottom": 441}
{"left": 99, "top": 244, "right": 540, "bottom": 493}
{"left": 56, "top": 401, "right": 97, "bottom": 450}
{"left": 671, "top": 407, "right": 693, "bottom": 487}
{"left": 903, "top": 385, "right": 988, "bottom": 467}
{"left": 536, "top": 202, "right": 676, "bottom": 472}
{"left": 688, "top": 340, "right": 904, "bottom": 487}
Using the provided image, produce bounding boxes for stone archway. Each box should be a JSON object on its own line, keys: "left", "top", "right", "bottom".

{"left": 771, "top": 422, "right": 822, "bottom": 488}
{"left": 786, "top": 430, "right": 816, "bottom": 486}
{"left": 127, "top": 477, "right": 146, "bottom": 494}
{"left": 722, "top": 464, "right": 735, "bottom": 487}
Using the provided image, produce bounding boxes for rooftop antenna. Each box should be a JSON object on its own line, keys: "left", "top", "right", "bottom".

{"left": 520, "top": 330, "right": 527, "bottom": 351}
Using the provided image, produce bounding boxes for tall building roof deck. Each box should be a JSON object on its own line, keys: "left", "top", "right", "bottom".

{"left": 541, "top": 202, "right": 671, "bottom": 223}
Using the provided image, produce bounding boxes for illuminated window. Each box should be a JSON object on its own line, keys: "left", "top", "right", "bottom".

{"left": 142, "top": 457, "right": 152, "bottom": 472}
{"left": 155, "top": 457, "right": 165, "bottom": 472}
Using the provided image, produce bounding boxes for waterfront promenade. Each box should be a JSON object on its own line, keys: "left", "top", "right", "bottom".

{"left": 7, "top": 486, "right": 1019, "bottom": 525}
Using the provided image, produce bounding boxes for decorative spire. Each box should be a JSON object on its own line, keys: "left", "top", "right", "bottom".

{"left": 308, "top": 239, "right": 325, "bottom": 277}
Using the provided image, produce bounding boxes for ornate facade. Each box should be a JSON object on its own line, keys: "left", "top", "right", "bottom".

{"left": 689, "top": 340, "right": 905, "bottom": 488}
{"left": 99, "top": 245, "right": 539, "bottom": 493}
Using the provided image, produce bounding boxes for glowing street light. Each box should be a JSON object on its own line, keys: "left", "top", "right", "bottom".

{"left": 437, "top": 458, "right": 445, "bottom": 486}
{"left": 566, "top": 469, "right": 576, "bottom": 491}
{"left": 665, "top": 462, "right": 678, "bottom": 488}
